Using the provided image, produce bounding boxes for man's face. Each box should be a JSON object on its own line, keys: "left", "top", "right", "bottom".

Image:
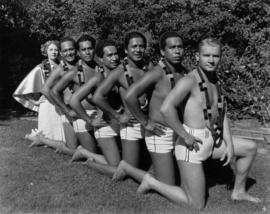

{"left": 78, "top": 40, "right": 95, "bottom": 63}
{"left": 196, "top": 44, "right": 221, "bottom": 72}
{"left": 102, "top": 46, "right": 119, "bottom": 70}
{"left": 125, "top": 37, "right": 145, "bottom": 62}
{"left": 47, "top": 43, "right": 59, "bottom": 61}
{"left": 60, "top": 41, "right": 76, "bottom": 63}
{"left": 161, "top": 37, "right": 183, "bottom": 65}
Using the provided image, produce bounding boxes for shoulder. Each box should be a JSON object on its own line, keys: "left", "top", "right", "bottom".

{"left": 61, "top": 70, "right": 76, "bottom": 81}
{"left": 92, "top": 72, "right": 103, "bottom": 82}
{"left": 113, "top": 64, "right": 124, "bottom": 74}
{"left": 35, "top": 63, "right": 44, "bottom": 70}
{"left": 107, "top": 64, "right": 124, "bottom": 79}
{"left": 175, "top": 73, "right": 197, "bottom": 89}
{"left": 147, "top": 64, "right": 163, "bottom": 77}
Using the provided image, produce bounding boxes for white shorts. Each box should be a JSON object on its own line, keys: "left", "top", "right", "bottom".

{"left": 94, "top": 121, "right": 119, "bottom": 139}
{"left": 120, "top": 123, "right": 144, "bottom": 141}
{"left": 145, "top": 126, "right": 173, "bottom": 153}
{"left": 175, "top": 124, "right": 214, "bottom": 164}
{"left": 73, "top": 110, "right": 97, "bottom": 133}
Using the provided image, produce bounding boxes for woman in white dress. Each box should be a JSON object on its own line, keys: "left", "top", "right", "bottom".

{"left": 13, "top": 40, "right": 66, "bottom": 142}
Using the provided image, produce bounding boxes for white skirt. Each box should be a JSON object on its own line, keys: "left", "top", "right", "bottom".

{"left": 38, "top": 99, "right": 66, "bottom": 142}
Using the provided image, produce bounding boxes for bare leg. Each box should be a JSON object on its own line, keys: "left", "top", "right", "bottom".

{"left": 25, "top": 129, "right": 44, "bottom": 146}
{"left": 81, "top": 137, "right": 120, "bottom": 177}
{"left": 71, "top": 145, "right": 107, "bottom": 164}
{"left": 76, "top": 131, "right": 98, "bottom": 153}
{"left": 121, "top": 139, "right": 140, "bottom": 167}
{"left": 62, "top": 120, "right": 78, "bottom": 150}
{"left": 25, "top": 130, "right": 74, "bottom": 156}
{"left": 84, "top": 159, "right": 116, "bottom": 177}
{"left": 98, "top": 137, "right": 121, "bottom": 166}
{"left": 137, "top": 160, "right": 206, "bottom": 209}
{"left": 39, "top": 135, "right": 74, "bottom": 156}
{"left": 149, "top": 151, "right": 175, "bottom": 185}
{"left": 112, "top": 160, "right": 147, "bottom": 182}
{"left": 212, "top": 136, "right": 261, "bottom": 203}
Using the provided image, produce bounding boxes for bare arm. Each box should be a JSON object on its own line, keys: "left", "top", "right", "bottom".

{"left": 161, "top": 76, "right": 202, "bottom": 150}
{"left": 92, "top": 68, "right": 124, "bottom": 121}
{"left": 69, "top": 74, "right": 101, "bottom": 123}
{"left": 41, "top": 68, "right": 62, "bottom": 105}
{"left": 51, "top": 71, "right": 75, "bottom": 115}
{"left": 125, "top": 68, "right": 161, "bottom": 127}
{"left": 220, "top": 114, "right": 234, "bottom": 165}
{"left": 161, "top": 76, "right": 194, "bottom": 137}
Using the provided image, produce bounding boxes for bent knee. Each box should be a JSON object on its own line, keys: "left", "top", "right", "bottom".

{"left": 234, "top": 137, "right": 258, "bottom": 156}
{"left": 245, "top": 140, "right": 258, "bottom": 155}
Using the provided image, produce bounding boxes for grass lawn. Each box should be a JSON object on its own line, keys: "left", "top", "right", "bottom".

{"left": 0, "top": 118, "right": 269, "bottom": 214}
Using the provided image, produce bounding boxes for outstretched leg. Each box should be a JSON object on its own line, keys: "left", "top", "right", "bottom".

{"left": 26, "top": 129, "right": 74, "bottom": 156}
{"left": 212, "top": 136, "right": 261, "bottom": 203}
{"left": 81, "top": 137, "right": 120, "bottom": 177}
{"left": 84, "top": 159, "right": 116, "bottom": 177}
{"left": 112, "top": 160, "right": 146, "bottom": 182}
{"left": 71, "top": 145, "right": 107, "bottom": 164}
{"left": 137, "top": 160, "right": 206, "bottom": 209}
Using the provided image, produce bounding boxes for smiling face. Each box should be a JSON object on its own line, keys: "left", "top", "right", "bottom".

{"left": 60, "top": 40, "right": 76, "bottom": 63}
{"left": 78, "top": 40, "right": 95, "bottom": 63}
{"left": 125, "top": 37, "right": 146, "bottom": 62}
{"left": 196, "top": 43, "right": 221, "bottom": 73}
{"left": 161, "top": 37, "right": 184, "bottom": 65}
{"left": 46, "top": 43, "right": 59, "bottom": 61}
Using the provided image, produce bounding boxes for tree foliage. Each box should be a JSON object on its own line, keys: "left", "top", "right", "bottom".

{"left": 4, "top": 0, "right": 270, "bottom": 122}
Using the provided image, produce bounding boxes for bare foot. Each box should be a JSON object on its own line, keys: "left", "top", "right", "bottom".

{"left": 55, "top": 143, "right": 73, "bottom": 155}
{"left": 231, "top": 191, "right": 261, "bottom": 203}
{"left": 83, "top": 157, "right": 96, "bottom": 167}
{"left": 27, "top": 135, "right": 44, "bottom": 147}
{"left": 71, "top": 145, "right": 87, "bottom": 162}
{"left": 137, "top": 173, "right": 152, "bottom": 194}
{"left": 112, "top": 160, "right": 127, "bottom": 181}
{"left": 83, "top": 157, "right": 95, "bottom": 164}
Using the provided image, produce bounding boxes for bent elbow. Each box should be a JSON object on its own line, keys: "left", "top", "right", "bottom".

{"left": 92, "top": 92, "right": 100, "bottom": 105}
{"left": 124, "top": 92, "right": 131, "bottom": 103}
{"left": 41, "top": 87, "right": 47, "bottom": 96}
{"left": 125, "top": 89, "right": 135, "bottom": 104}
{"left": 68, "top": 97, "right": 75, "bottom": 108}
{"left": 160, "top": 103, "right": 170, "bottom": 117}
{"left": 51, "top": 88, "right": 58, "bottom": 97}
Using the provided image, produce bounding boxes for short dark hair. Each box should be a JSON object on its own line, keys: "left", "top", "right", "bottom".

{"left": 95, "top": 40, "right": 117, "bottom": 58}
{"left": 124, "top": 31, "right": 147, "bottom": 49}
{"left": 197, "top": 38, "right": 222, "bottom": 52}
{"left": 159, "top": 31, "right": 182, "bottom": 51}
{"left": 76, "top": 34, "right": 96, "bottom": 50}
{"left": 59, "top": 36, "right": 76, "bottom": 50}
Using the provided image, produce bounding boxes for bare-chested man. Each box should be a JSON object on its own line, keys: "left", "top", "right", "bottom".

{"left": 26, "top": 37, "right": 79, "bottom": 153}
{"left": 113, "top": 31, "right": 188, "bottom": 185}
{"left": 69, "top": 40, "right": 122, "bottom": 169}
{"left": 50, "top": 35, "right": 99, "bottom": 153}
{"left": 92, "top": 31, "right": 152, "bottom": 168}
{"left": 134, "top": 38, "right": 260, "bottom": 209}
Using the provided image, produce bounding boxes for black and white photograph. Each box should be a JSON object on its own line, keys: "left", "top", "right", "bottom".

{"left": 0, "top": 0, "right": 270, "bottom": 213}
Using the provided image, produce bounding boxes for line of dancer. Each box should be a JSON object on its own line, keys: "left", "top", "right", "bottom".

{"left": 13, "top": 31, "right": 260, "bottom": 209}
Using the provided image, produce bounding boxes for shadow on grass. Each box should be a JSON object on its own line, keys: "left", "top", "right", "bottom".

{"left": 204, "top": 159, "right": 257, "bottom": 202}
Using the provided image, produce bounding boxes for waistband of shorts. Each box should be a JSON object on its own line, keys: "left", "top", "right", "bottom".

{"left": 86, "top": 109, "right": 96, "bottom": 114}
{"left": 183, "top": 124, "right": 210, "bottom": 135}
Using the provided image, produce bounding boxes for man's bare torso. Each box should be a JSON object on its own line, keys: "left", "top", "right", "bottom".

{"left": 182, "top": 70, "right": 219, "bottom": 129}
